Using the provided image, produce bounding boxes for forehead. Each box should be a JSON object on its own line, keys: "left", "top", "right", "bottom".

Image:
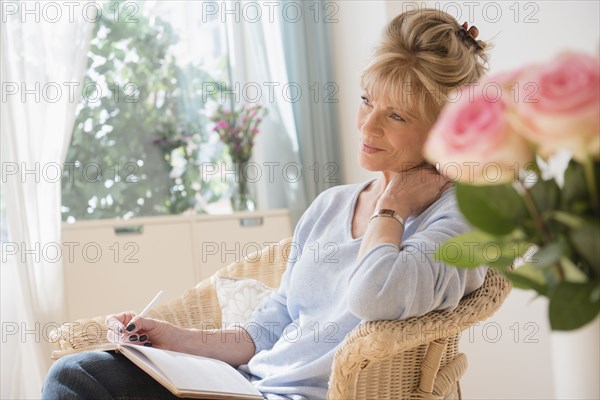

{"left": 361, "top": 70, "right": 421, "bottom": 116}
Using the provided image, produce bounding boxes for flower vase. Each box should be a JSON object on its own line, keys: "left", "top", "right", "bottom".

{"left": 550, "top": 315, "right": 600, "bottom": 399}
{"left": 230, "top": 162, "right": 255, "bottom": 212}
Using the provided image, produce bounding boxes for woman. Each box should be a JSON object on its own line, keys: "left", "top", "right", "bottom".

{"left": 43, "top": 8, "right": 490, "bottom": 400}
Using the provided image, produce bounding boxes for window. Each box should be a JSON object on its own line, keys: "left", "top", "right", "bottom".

{"left": 61, "top": 0, "right": 232, "bottom": 222}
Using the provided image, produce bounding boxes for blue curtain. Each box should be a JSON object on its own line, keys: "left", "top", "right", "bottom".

{"left": 279, "top": 0, "right": 343, "bottom": 220}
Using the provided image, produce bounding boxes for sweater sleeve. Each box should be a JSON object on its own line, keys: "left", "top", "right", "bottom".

{"left": 346, "top": 206, "right": 487, "bottom": 322}
{"left": 245, "top": 260, "right": 295, "bottom": 354}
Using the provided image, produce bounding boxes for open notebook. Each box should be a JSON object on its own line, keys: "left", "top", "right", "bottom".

{"left": 52, "top": 344, "right": 263, "bottom": 400}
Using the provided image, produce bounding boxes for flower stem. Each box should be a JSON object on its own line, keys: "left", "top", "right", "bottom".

{"left": 518, "top": 181, "right": 565, "bottom": 281}
{"left": 583, "top": 157, "right": 599, "bottom": 215}
{"left": 519, "top": 181, "right": 551, "bottom": 242}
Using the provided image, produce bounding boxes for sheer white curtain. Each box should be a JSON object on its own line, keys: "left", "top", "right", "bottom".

{"left": 226, "top": 2, "right": 309, "bottom": 225}
{"left": 0, "top": 2, "right": 95, "bottom": 397}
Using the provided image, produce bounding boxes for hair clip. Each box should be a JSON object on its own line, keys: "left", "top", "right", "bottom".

{"left": 459, "top": 21, "right": 482, "bottom": 51}
{"left": 461, "top": 22, "right": 479, "bottom": 39}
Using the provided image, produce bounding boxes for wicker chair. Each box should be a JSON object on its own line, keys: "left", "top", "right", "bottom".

{"left": 50, "top": 237, "right": 512, "bottom": 399}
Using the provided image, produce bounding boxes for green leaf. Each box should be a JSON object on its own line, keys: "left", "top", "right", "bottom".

{"left": 529, "top": 178, "right": 560, "bottom": 215}
{"left": 549, "top": 282, "right": 600, "bottom": 330}
{"left": 530, "top": 242, "right": 565, "bottom": 268}
{"left": 506, "top": 242, "right": 567, "bottom": 295}
{"left": 551, "top": 211, "right": 586, "bottom": 229}
{"left": 436, "top": 230, "right": 530, "bottom": 269}
{"left": 571, "top": 223, "right": 600, "bottom": 274}
{"left": 506, "top": 266, "right": 548, "bottom": 295}
{"left": 436, "top": 231, "right": 496, "bottom": 268}
{"left": 561, "top": 161, "right": 588, "bottom": 213}
{"left": 456, "top": 183, "right": 527, "bottom": 235}
{"left": 560, "top": 257, "right": 589, "bottom": 283}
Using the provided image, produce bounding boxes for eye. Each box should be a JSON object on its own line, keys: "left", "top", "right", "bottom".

{"left": 390, "top": 112, "right": 406, "bottom": 122}
{"left": 360, "top": 95, "right": 371, "bottom": 107}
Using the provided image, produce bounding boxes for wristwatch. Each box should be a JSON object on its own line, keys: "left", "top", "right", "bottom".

{"left": 369, "top": 209, "right": 406, "bottom": 230}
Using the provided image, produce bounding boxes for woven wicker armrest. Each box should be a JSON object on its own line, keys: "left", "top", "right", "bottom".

{"left": 328, "top": 269, "right": 511, "bottom": 399}
{"left": 49, "top": 315, "right": 111, "bottom": 352}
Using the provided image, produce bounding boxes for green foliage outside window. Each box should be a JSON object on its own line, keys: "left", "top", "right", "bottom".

{"left": 62, "top": 0, "right": 229, "bottom": 221}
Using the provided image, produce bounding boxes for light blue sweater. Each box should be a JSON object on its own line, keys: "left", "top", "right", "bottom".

{"left": 238, "top": 178, "right": 487, "bottom": 399}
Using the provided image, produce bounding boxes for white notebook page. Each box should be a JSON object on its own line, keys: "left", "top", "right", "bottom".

{"left": 124, "top": 345, "right": 261, "bottom": 396}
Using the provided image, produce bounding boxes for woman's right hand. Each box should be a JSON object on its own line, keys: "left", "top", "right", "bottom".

{"left": 376, "top": 162, "right": 451, "bottom": 219}
{"left": 105, "top": 312, "right": 186, "bottom": 351}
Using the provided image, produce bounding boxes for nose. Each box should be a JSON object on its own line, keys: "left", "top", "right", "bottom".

{"left": 360, "top": 111, "right": 384, "bottom": 137}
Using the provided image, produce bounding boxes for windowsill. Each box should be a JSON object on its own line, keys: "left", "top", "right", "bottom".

{"left": 61, "top": 208, "right": 291, "bottom": 228}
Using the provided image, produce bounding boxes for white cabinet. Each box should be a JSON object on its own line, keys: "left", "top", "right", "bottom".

{"left": 192, "top": 211, "right": 292, "bottom": 281}
{"left": 61, "top": 209, "right": 292, "bottom": 321}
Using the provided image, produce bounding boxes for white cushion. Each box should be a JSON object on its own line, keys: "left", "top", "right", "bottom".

{"left": 211, "top": 276, "right": 274, "bottom": 328}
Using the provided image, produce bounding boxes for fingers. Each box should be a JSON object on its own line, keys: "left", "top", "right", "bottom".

{"left": 123, "top": 316, "right": 162, "bottom": 335}
{"left": 121, "top": 332, "right": 152, "bottom": 347}
{"left": 105, "top": 311, "right": 135, "bottom": 327}
{"left": 106, "top": 314, "right": 160, "bottom": 346}
{"left": 441, "top": 180, "right": 454, "bottom": 191}
{"left": 105, "top": 311, "right": 136, "bottom": 336}
{"left": 107, "top": 327, "right": 153, "bottom": 346}
{"left": 122, "top": 316, "right": 163, "bottom": 346}
{"left": 106, "top": 328, "right": 121, "bottom": 344}
{"left": 388, "top": 165, "right": 445, "bottom": 189}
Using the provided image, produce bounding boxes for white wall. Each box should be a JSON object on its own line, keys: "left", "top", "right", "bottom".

{"left": 330, "top": 1, "right": 389, "bottom": 185}
{"left": 329, "top": 1, "right": 599, "bottom": 399}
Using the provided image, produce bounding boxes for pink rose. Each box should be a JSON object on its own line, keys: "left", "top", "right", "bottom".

{"left": 424, "top": 81, "right": 534, "bottom": 185}
{"left": 516, "top": 52, "right": 600, "bottom": 161}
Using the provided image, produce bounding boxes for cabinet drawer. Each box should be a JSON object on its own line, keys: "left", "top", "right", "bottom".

{"left": 62, "top": 221, "right": 195, "bottom": 320}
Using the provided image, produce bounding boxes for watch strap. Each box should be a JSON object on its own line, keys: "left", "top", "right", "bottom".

{"left": 369, "top": 209, "right": 406, "bottom": 229}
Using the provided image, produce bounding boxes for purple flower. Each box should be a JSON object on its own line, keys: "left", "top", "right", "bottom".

{"left": 215, "top": 120, "right": 230, "bottom": 130}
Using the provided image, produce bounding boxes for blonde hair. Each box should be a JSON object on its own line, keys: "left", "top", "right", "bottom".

{"left": 360, "top": 8, "right": 491, "bottom": 127}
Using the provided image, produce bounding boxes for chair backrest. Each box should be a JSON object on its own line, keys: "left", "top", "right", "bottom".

{"left": 214, "top": 237, "right": 292, "bottom": 288}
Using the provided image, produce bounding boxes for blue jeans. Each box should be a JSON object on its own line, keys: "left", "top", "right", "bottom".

{"left": 42, "top": 351, "right": 187, "bottom": 400}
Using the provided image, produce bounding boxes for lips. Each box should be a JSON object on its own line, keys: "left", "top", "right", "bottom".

{"left": 361, "top": 142, "right": 384, "bottom": 153}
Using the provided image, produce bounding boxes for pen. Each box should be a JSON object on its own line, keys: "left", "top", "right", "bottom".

{"left": 138, "top": 289, "right": 164, "bottom": 318}
{"left": 123, "top": 290, "right": 163, "bottom": 334}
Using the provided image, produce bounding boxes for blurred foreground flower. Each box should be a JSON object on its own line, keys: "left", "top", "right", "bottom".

{"left": 424, "top": 51, "right": 600, "bottom": 331}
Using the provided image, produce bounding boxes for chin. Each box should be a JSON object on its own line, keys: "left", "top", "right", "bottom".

{"left": 357, "top": 154, "right": 386, "bottom": 172}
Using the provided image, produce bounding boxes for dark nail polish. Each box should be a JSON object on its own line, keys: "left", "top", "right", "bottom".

{"left": 139, "top": 334, "right": 148, "bottom": 342}
{"left": 125, "top": 323, "right": 135, "bottom": 332}
{"left": 144, "top": 342, "right": 153, "bottom": 347}
{"left": 129, "top": 335, "right": 138, "bottom": 342}
{"left": 117, "top": 327, "right": 123, "bottom": 334}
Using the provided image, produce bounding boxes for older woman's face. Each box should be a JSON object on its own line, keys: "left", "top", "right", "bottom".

{"left": 356, "top": 88, "right": 430, "bottom": 172}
